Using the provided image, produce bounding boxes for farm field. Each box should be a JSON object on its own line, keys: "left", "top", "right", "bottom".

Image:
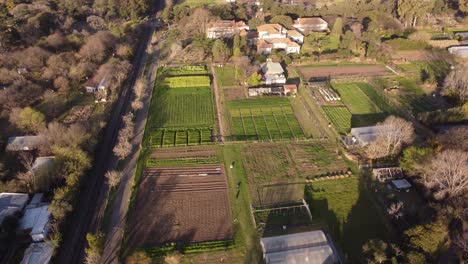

{"left": 241, "top": 142, "right": 348, "bottom": 205}
{"left": 214, "top": 65, "right": 243, "bottom": 87}
{"left": 127, "top": 165, "right": 233, "bottom": 248}
{"left": 298, "top": 64, "right": 390, "bottom": 79}
{"left": 305, "top": 177, "right": 396, "bottom": 263}
{"left": 226, "top": 98, "right": 305, "bottom": 141}
{"left": 322, "top": 106, "right": 352, "bottom": 134}
{"left": 146, "top": 66, "right": 215, "bottom": 147}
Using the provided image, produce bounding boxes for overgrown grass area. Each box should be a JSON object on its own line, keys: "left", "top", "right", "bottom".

{"left": 226, "top": 98, "right": 305, "bottom": 141}
{"left": 179, "top": 0, "right": 223, "bottom": 6}
{"left": 395, "top": 78, "right": 448, "bottom": 115}
{"left": 322, "top": 106, "right": 351, "bottom": 134}
{"left": 214, "top": 65, "right": 243, "bottom": 87}
{"left": 385, "top": 38, "right": 429, "bottom": 50}
{"left": 146, "top": 156, "right": 219, "bottom": 167}
{"left": 305, "top": 176, "right": 396, "bottom": 263}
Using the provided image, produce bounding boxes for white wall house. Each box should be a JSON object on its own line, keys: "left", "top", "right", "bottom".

{"left": 206, "top": 20, "right": 249, "bottom": 39}
{"left": 293, "top": 17, "right": 329, "bottom": 34}
{"left": 261, "top": 60, "right": 286, "bottom": 85}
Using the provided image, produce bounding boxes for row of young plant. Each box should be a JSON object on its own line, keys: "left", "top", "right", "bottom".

{"left": 146, "top": 156, "right": 220, "bottom": 167}
{"left": 144, "top": 240, "right": 235, "bottom": 257}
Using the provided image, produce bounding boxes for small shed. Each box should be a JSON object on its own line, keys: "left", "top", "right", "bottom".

{"left": 0, "top": 193, "right": 29, "bottom": 225}
{"left": 18, "top": 203, "right": 51, "bottom": 242}
{"left": 20, "top": 242, "right": 53, "bottom": 264}
{"left": 283, "top": 84, "right": 297, "bottom": 96}
{"left": 391, "top": 179, "right": 412, "bottom": 192}
{"left": 6, "top": 136, "right": 44, "bottom": 151}
{"left": 448, "top": 45, "right": 468, "bottom": 58}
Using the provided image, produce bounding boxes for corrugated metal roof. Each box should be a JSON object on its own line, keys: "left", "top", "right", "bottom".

{"left": 21, "top": 243, "right": 53, "bottom": 264}
{"left": 19, "top": 204, "right": 50, "bottom": 240}
{"left": 0, "top": 193, "right": 29, "bottom": 224}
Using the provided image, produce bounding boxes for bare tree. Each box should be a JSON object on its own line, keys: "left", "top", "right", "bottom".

{"left": 113, "top": 114, "right": 134, "bottom": 160}
{"left": 40, "top": 122, "right": 89, "bottom": 151}
{"left": 79, "top": 31, "right": 116, "bottom": 63}
{"left": 105, "top": 170, "right": 120, "bottom": 188}
{"left": 233, "top": 56, "right": 250, "bottom": 83}
{"left": 365, "top": 116, "right": 414, "bottom": 159}
{"left": 387, "top": 201, "right": 404, "bottom": 219}
{"left": 131, "top": 100, "right": 143, "bottom": 111}
{"left": 443, "top": 67, "right": 468, "bottom": 102}
{"left": 424, "top": 149, "right": 468, "bottom": 200}
{"left": 437, "top": 126, "right": 468, "bottom": 152}
{"left": 454, "top": 234, "right": 468, "bottom": 255}
{"left": 134, "top": 79, "right": 146, "bottom": 99}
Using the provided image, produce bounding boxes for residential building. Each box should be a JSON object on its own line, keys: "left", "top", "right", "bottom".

{"left": 256, "top": 24, "right": 303, "bottom": 54}
{"left": 293, "top": 17, "right": 329, "bottom": 34}
{"left": 206, "top": 20, "right": 249, "bottom": 39}
{"left": 20, "top": 242, "right": 53, "bottom": 264}
{"left": 6, "top": 136, "right": 44, "bottom": 151}
{"left": 283, "top": 84, "right": 298, "bottom": 96}
{"left": 0, "top": 193, "right": 29, "bottom": 225}
{"left": 448, "top": 45, "right": 468, "bottom": 58}
{"left": 260, "top": 230, "right": 340, "bottom": 264}
{"left": 18, "top": 199, "right": 51, "bottom": 242}
{"left": 261, "top": 60, "right": 286, "bottom": 85}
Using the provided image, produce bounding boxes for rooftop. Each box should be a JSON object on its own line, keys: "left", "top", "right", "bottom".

{"left": 19, "top": 204, "right": 50, "bottom": 241}
{"left": 31, "top": 157, "right": 55, "bottom": 175}
{"left": 287, "top": 29, "right": 304, "bottom": 38}
{"left": 207, "top": 20, "right": 248, "bottom": 28}
{"left": 6, "top": 136, "right": 44, "bottom": 151}
{"left": 261, "top": 61, "right": 284, "bottom": 75}
{"left": 257, "top": 23, "right": 285, "bottom": 35}
{"left": 0, "top": 193, "right": 29, "bottom": 224}
{"left": 294, "top": 17, "right": 328, "bottom": 26}
{"left": 20, "top": 242, "right": 53, "bottom": 264}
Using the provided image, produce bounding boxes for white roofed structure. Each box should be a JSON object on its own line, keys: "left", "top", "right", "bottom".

{"left": 6, "top": 136, "right": 44, "bottom": 151}
{"left": 261, "top": 230, "right": 340, "bottom": 264}
{"left": 20, "top": 242, "right": 53, "bottom": 264}
{"left": 350, "top": 126, "right": 384, "bottom": 146}
{"left": 0, "top": 193, "right": 29, "bottom": 224}
{"left": 19, "top": 204, "right": 51, "bottom": 242}
{"left": 448, "top": 45, "right": 468, "bottom": 58}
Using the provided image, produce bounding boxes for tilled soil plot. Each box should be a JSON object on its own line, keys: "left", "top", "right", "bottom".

{"left": 150, "top": 145, "right": 219, "bottom": 159}
{"left": 299, "top": 65, "right": 390, "bottom": 79}
{"left": 128, "top": 165, "right": 233, "bottom": 248}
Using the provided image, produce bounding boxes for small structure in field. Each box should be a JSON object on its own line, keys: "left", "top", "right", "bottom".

{"left": 18, "top": 194, "right": 50, "bottom": 242}
{"left": 261, "top": 60, "right": 286, "bottom": 85}
{"left": 0, "top": 193, "right": 29, "bottom": 225}
{"left": 20, "top": 242, "right": 53, "bottom": 264}
{"left": 260, "top": 230, "right": 340, "bottom": 264}
{"left": 448, "top": 45, "right": 468, "bottom": 58}
{"left": 6, "top": 136, "right": 44, "bottom": 152}
{"left": 206, "top": 20, "right": 249, "bottom": 39}
{"left": 293, "top": 17, "right": 329, "bottom": 34}
{"left": 248, "top": 86, "right": 284, "bottom": 97}
{"left": 350, "top": 125, "right": 384, "bottom": 146}
{"left": 283, "top": 84, "right": 297, "bottom": 96}
{"left": 85, "top": 75, "right": 108, "bottom": 93}
{"left": 372, "top": 167, "right": 404, "bottom": 183}
{"left": 391, "top": 179, "right": 412, "bottom": 192}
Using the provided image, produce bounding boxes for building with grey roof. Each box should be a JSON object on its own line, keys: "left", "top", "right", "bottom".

{"left": 0, "top": 193, "right": 29, "bottom": 225}
{"left": 6, "top": 136, "right": 44, "bottom": 151}
{"left": 260, "top": 230, "right": 340, "bottom": 264}
{"left": 261, "top": 60, "right": 286, "bottom": 85}
{"left": 18, "top": 203, "right": 51, "bottom": 242}
{"left": 350, "top": 126, "right": 384, "bottom": 146}
{"left": 20, "top": 242, "right": 53, "bottom": 264}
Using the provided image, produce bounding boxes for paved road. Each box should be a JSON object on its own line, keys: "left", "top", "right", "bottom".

{"left": 100, "top": 42, "right": 160, "bottom": 264}
{"left": 54, "top": 20, "right": 157, "bottom": 264}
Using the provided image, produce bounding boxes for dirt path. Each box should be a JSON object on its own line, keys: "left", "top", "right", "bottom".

{"left": 210, "top": 64, "right": 225, "bottom": 142}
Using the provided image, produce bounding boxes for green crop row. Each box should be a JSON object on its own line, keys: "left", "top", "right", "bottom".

{"left": 163, "top": 76, "right": 211, "bottom": 88}
{"left": 149, "top": 128, "right": 212, "bottom": 147}
{"left": 322, "top": 106, "right": 351, "bottom": 135}
{"left": 333, "top": 83, "right": 382, "bottom": 115}
{"left": 145, "top": 240, "right": 235, "bottom": 257}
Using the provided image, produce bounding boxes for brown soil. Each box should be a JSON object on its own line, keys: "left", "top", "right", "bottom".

{"left": 224, "top": 87, "right": 246, "bottom": 101}
{"left": 299, "top": 65, "right": 390, "bottom": 79}
{"left": 128, "top": 165, "right": 233, "bottom": 248}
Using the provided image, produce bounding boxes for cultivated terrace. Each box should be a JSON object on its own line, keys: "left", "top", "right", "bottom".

{"left": 0, "top": 0, "right": 467, "bottom": 263}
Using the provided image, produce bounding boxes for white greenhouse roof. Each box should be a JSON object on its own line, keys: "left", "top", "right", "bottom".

{"left": 350, "top": 126, "right": 384, "bottom": 146}
{"left": 21, "top": 242, "right": 53, "bottom": 264}
{"left": 261, "top": 231, "right": 340, "bottom": 264}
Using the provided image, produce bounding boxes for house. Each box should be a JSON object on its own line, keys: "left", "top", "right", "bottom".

{"left": 6, "top": 136, "right": 44, "bottom": 151}
{"left": 260, "top": 230, "right": 340, "bottom": 264}
{"left": 206, "top": 20, "right": 249, "bottom": 39}
{"left": 20, "top": 242, "right": 53, "bottom": 264}
{"left": 0, "top": 193, "right": 29, "bottom": 225}
{"left": 261, "top": 60, "right": 286, "bottom": 85}
{"left": 283, "top": 84, "right": 297, "bottom": 96}
{"left": 287, "top": 29, "right": 304, "bottom": 43}
{"left": 85, "top": 75, "right": 108, "bottom": 93}
{"left": 293, "top": 17, "right": 329, "bottom": 34}
{"left": 18, "top": 197, "right": 51, "bottom": 242}
{"left": 448, "top": 45, "right": 468, "bottom": 58}
{"left": 257, "top": 38, "right": 301, "bottom": 54}
{"left": 248, "top": 86, "right": 283, "bottom": 97}
{"left": 257, "top": 24, "right": 288, "bottom": 39}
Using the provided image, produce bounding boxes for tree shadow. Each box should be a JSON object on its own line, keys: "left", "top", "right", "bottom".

{"left": 351, "top": 113, "right": 388, "bottom": 128}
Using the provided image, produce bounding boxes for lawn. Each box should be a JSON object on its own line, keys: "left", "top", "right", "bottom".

{"left": 333, "top": 83, "right": 382, "bottom": 114}
{"left": 395, "top": 78, "right": 448, "bottom": 114}
{"left": 305, "top": 176, "right": 396, "bottom": 263}
{"left": 214, "top": 65, "right": 243, "bottom": 87}
{"left": 226, "top": 98, "right": 305, "bottom": 141}
{"left": 322, "top": 106, "right": 351, "bottom": 134}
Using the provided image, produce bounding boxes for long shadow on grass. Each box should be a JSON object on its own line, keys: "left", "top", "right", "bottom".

{"left": 351, "top": 113, "right": 388, "bottom": 128}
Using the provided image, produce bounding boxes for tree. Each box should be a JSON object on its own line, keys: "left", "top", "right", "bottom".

{"left": 270, "top": 15, "right": 293, "bottom": 29}
{"left": 40, "top": 122, "right": 88, "bottom": 150}
{"left": 460, "top": 0, "right": 468, "bottom": 13}
{"left": 246, "top": 72, "right": 262, "bottom": 86}
{"left": 212, "top": 39, "right": 231, "bottom": 62}
{"left": 79, "top": 31, "right": 116, "bottom": 63}
{"left": 113, "top": 114, "right": 134, "bottom": 160}
{"left": 423, "top": 149, "right": 468, "bottom": 200}
{"left": 443, "top": 67, "right": 468, "bottom": 103}
{"left": 126, "top": 251, "right": 151, "bottom": 264}
{"left": 9, "top": 107, "right": 46, "bottom": 133}
{"left": 397, "top": 0, "right": 435, "bottom": 27}
{"left": 331, "top": 17, "right": 343, "bottom": 36}
{"left": 365, "top": 116, "right": 414, "bottom": 159}
{"left": 105, "top": 170, "right": 120, "bottom": 188}
{"left": 233, "top": 56, "right": 250, "bottom": 82}
{"left": 404, "top": 222, "right": 448, "bottom": 260}
{"left": 248, "top": 17, "right": 265, "bottom": 30}
{"left": 85, "top": 232, "right": 103, "bottom": 264}
{"left": 233, "top": 34, "right": 241, "bottom": 57}
{"left": 400, "top": 146, "right": 434, "bottom": 175}
{"left": 387, "top": 201, "right": 404, "bottom": 219}
{"left": 362, "top": 239, "right": 402, "bottom": 263}
{"left": 436, "top": 126, "right": 468, "bottom": 152}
